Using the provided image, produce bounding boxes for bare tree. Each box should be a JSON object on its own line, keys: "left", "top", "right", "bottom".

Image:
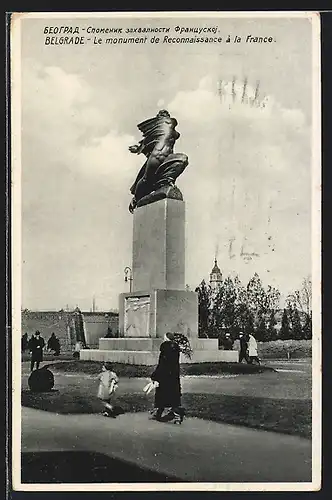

{"left": 287, "top": 276, "right": 312, "bottom": 316}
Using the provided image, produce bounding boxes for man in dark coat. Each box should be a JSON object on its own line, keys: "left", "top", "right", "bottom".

{"left": 28, "top": 331, "right": 45, "bottom": 371}
{"left": 238, "top": 331, "right": 250, "bottom": 363}
{"left": 150, "top": 333, "right": 184, "bottom": 424}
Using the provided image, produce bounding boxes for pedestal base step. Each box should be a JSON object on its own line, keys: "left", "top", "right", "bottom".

{"left": 80, "top": 350, "right": 158, "bottom": 365}
{"left": 80, "top": 349, "right": 238, "bottom": 365}
{"left": 99, "top": 337, "right": 220, "bottom": 351}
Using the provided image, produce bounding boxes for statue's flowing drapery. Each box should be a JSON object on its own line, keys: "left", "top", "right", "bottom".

{"left": 128, "top": 110, "right": 189, "bottom": 213}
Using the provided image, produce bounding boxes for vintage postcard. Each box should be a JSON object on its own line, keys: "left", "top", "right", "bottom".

{"left": 10, "top": 11, "right": 321, "bottom": 492}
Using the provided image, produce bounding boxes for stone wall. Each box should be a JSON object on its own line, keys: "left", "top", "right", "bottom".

{"left": 82, "top": 312, "right": 119, "bottom": 348}
{"left": 21, "top": 310, "right": 72, "bottom": 351}
{"left": 21, "top": 310, "right": 119, "bottom": 351}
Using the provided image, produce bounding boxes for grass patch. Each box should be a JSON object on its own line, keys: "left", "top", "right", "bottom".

{"left": 187, "top": 394, "right": 311, "bottom": 438}
{"left": 119, "top": 393, "right": 311, "bottom": 439}
{"left": 22, "top": 352, "right": 74, "bottom": 362}
{"left": 45, "top": 360, "right": 275, "bottom": 377}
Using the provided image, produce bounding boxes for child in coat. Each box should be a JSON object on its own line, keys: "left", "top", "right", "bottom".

{"left": 97, "top": 362, "right": 118, "bottom": 417}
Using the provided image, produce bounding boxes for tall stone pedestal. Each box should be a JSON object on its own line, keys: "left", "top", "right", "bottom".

{"left": 81, "top": 198, "right": 239, "bottom": 365}
{"left": 132, "top": 198, "right": 185, "bottom": 291}
{"left": 120, "top": 199, "right": 197, "bottom": 342}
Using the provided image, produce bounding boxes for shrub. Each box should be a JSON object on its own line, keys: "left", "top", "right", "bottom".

{"left": 257, "top": 340, "right": 312, "bottom": 359}
{"left": 28, "top": 367, "right": 55, "bottom": 392}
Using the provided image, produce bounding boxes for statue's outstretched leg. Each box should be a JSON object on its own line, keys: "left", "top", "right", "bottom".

{"left": 133, "top": 176, "right": 152, "bottom": 204}
{"left": 154, "top": 153, "right": 188, "bottom": 189}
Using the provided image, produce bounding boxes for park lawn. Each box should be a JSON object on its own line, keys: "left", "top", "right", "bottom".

{"left": 21, "top": 352, "right": 74, "bottom": 363}
{"left": 21, "top": 366, "right": 311, "bottom": 439}
{"left": 43, "top": 360, "right": 275, "bottom": 377}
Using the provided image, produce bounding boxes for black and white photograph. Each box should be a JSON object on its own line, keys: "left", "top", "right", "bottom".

{"left": 10, "top": 11, "right": 321, "bottom": 491}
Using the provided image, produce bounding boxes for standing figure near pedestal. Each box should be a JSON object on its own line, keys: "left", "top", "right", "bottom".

{"left": 238, "top": 332, "right": 250, "bottom": 364}
{"left": 128, "top": 109, "right": 189, "bottom": 213}
{"left": 150, "top": 332, "right": 192, "bottom": 424}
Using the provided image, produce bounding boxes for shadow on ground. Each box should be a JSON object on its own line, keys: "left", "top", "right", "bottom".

{"left": 22, "top": 451, "right": 183, "bottom": 483}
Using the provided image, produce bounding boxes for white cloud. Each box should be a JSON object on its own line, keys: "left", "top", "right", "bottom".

{"left": 22, "top": 60, "right": 140, "bottom": 183}
{"left": 21, "top": 66, "right": 312, "bottom": 309}
{"left": 77, "top": 133, "right": 137, "bottom": 181}
{"left": 168, "top": 76, "right": 311, "bottom": 295}
{"left": 22, "top": 62, "right": 139, "bottom": 310}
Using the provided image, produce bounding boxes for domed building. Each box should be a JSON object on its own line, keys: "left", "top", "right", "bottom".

{"left": 209, "top": 258, "right": 222, "bottom": 292}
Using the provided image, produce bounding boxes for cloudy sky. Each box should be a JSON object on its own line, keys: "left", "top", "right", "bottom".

{"left": 17, "top": 13, "right": 316, "bottom": 311}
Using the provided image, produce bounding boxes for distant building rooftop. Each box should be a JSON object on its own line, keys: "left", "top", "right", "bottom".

{"left": 211, "top": 258, "right": 222, "bottom": 275}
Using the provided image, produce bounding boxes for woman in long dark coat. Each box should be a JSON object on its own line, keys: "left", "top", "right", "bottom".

{"left": 150, "top": 332, "right": 192, "bottom": 424}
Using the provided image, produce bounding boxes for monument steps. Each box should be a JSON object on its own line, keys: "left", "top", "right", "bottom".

{"left": 80, "top": 347, "right": 238, "bottom": 365}
{"left": 80, "top": 349, "right": 158, "bottom": 365}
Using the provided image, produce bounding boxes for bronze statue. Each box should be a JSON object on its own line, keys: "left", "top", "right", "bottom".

{"left": 128, "top": 110, "right": 189, "bottom": 213}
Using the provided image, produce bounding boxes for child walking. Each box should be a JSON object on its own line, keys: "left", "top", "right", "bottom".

{"left": 97, "top": 362, "right": 118, "bottom": 417}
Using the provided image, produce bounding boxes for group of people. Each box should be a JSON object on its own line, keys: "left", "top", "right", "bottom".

{"left": 22, "top": 331, "right": 61, "bottom": 372}
{"left": 97, "top": 330, "right": 261, "bottom": 423}
{"left": 219, "top": 331, "right": 260, "bottom": 365}
{"left": 23, "top": 326, "right": 260, "bottom": 422}
{"left": 97, "top": 332, "right": 191, "bottom": 424}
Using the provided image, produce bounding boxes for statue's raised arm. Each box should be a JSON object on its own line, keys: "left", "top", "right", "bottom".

{"left": 128, "top": 110, "right": 189, "bottom": 213}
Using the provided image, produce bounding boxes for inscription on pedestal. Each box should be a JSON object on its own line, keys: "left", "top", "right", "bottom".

{"left": 124, "top": 295, "right": 151, "bottom": 337}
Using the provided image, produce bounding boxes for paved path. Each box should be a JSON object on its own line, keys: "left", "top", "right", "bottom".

{"left": 22, "top": 407, "right": 312, "bottom": 483}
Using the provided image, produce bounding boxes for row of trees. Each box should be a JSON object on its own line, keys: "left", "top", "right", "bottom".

{"left": 195, "top": 273, "right": 312, "bottom": 342}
